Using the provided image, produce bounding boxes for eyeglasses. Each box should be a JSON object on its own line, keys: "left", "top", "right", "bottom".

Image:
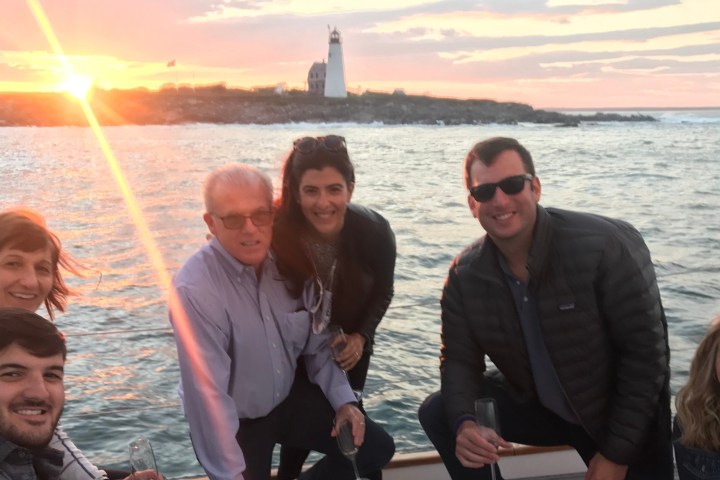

{"left": 293, "top": 135, "right": 347, "bottom": 154}
{"left": 469, "top": 174, "right": 534, "bottom": 202}
{"left": 214, "top": 209, "right": 273, "bottom": 229}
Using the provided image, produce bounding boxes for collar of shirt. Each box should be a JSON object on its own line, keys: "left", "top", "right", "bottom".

{"left": 0, "top": 438, "right": 63, "bottom": 480}
{"left": 208, "top": 236, "right": 277, "bottom": 280}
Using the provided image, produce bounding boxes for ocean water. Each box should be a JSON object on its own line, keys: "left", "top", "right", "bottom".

{"left": 1, "top": 111, "right": 719, "bottom": 478}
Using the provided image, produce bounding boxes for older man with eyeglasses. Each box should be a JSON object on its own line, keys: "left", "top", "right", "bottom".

{"left": 169, "top": 163, "right": 394, "bottom": 480}
{"left": 418, "top": 137, "right": 673, "bottom": 480}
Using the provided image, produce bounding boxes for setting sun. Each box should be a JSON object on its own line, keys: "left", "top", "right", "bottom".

{"left": 62, "top": 74, "right": 93, "bottom": 100}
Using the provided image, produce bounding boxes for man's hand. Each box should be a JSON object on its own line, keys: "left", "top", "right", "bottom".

{"left": 585, "top": 452, "right": 628, "bottom": 480}
{"left": 455, "top": 419, "right": 512, "bottom": 469}
{"left": 124, "top": 469, "right": 164, "bottom": 480}
{"left": 332, "top": 403, "right": 366, "bottom": 446}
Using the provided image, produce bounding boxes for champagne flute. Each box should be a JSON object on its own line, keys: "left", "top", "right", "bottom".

{"left": 336, "top": 420, "right": 368, "bottom": 480}
{"left": 328, "top": 325, "right": 363, "bottom": 401}
{"left": 474, "top": 398, "right": 500, "bottom": 480}
{"left": 128, "top": 437, "right": 160, "bottom": 479}
{"left": 328, "top": 324, "right": 347, "bottom": 361}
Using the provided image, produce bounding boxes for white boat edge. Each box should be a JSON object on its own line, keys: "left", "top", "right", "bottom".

{"left": 182, "top": 444, "right": 588, "bottom": 480}
{"left": 381, "top": 445, "right": 587, "bottom": 480}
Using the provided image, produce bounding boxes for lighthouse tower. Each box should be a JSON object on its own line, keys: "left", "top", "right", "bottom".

{"left": 324, "top": 27, "right": 347, "bottom": 98}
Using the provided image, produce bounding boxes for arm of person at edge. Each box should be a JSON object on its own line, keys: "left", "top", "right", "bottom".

{"left": 585, "top": 224, "right": 668, "bottom": 479}
{"left": 438, "top": 254, "right": 513, "bottom": 468}
{"left": 170, "top": 285, "right": 247, "bottom": 480}
{"left": 52, "top": 426, "right": 163, "bottom": 480}
{"left": 333, "top": 215, "right": 396, "bottom": 371}
{"left": 50, "top": 426, "right": 109, "bottom": 480}
{"left": 303, "top": 308, "right": 365, "bottom": 445}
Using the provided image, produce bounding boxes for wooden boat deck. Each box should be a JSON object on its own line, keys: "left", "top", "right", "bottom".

{"left": 185, "top": 444, "right": 679, "bottom": 479}
{"left": 381, "top": 445, "right": 586, "bottom": 480}
{"left": 379, "top": 445, "right": 679, "bottom": 480}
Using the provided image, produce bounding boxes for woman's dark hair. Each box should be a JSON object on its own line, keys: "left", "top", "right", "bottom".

{"left": 275, "top": 141, "right": 355, "bottom": 224}
{"left": 0, "top": 209, "right": 80, "bottom": 319}
{"left": 0, "top": 307, "right": 67, "bottom": 360}
{"left": 273, "top": 138, "right": 355, "bottom": 294}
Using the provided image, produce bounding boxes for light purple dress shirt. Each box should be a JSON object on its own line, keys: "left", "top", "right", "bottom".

{"left": 170, "top": 237, "right": 355, "bottom": 480}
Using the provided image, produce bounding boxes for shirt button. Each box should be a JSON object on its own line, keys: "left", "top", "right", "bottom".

{"left": 272, "top": 343, "right": 277, "bottom": 348}
{"left": 276, "top": 369, "right": 280, "bottom": 374}
{"left": 523, "top": 296, "right": 528, "bottom": 302}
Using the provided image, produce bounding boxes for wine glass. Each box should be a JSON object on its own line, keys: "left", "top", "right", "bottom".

{"left": 474, "top": 398, "right": 500, "bottom": 480}
{"left": 336, "top": 420, "right": 368, "bottom": 480}
{"left": 128, "top": 437, "right": 160, "bottom": 479}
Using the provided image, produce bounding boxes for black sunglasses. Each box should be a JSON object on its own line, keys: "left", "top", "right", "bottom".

{"left": 214, "top": 209, "right": 274, "bottom": 229}
{"left": 470, "top": 174, "right": 534, "bottom": 202}
{"left": 292, "top": 135, "right": 347, "bottom": 154}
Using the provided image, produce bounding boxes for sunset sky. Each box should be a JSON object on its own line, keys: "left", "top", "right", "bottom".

{"left": 2, "top": 0, "right": 719, "bottom": 108}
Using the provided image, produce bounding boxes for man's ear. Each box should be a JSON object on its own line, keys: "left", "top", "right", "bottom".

{"left": 467, "top": 194, "right": 479, "bottom": 219}
{"left": 203, "top": 212, "right": 217, "bottom": 236}
{"left": 531, "top": 176, "right": 541, "bottom": 202}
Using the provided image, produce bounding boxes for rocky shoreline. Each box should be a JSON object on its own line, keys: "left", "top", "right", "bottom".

{"left": 0, "top": 88, "right": 656, "bottom": 127}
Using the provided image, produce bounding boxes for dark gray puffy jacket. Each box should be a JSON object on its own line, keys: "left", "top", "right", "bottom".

{"left": 440, "top": 206, "right": 670, "bottom": 464}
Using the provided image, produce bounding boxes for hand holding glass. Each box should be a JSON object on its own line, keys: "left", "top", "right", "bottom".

{"left": 336, "top": 420, "right": 368, "bottom": 480}
{"left": 475, "top": 398, "right": 500, "bottom": 480}
{"left": 128, "top": 437, "right": 160, "bottom": 479}
{"left": 328, "top": 324, "right": 347, "bottom": 362}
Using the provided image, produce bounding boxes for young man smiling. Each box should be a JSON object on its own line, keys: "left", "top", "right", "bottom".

{"left": 0, "top": 309, "right": 160, "bottom": 480}
{"left": 0, "top": 308, "right": 66, "bottom": 480}
{"left": 419, "top": 137, "right": 673, "bottom": 480}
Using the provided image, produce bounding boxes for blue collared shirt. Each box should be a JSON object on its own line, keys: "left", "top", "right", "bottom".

{"left": 170, "top": 238, "right": 355, "bottom": 480}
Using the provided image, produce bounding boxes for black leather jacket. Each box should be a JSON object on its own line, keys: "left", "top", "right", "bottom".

{"left": 273, "top": 203, "right": 396, "bottom": 352}
{"left": 331, "top": 204, "right": 396, "bottom": 350}
{"left": 440, "top": 206, "right": 670, "bottom": 464}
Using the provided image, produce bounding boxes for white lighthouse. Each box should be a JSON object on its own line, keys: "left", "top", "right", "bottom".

{"left": 324, "top": 27, "right": 347, "bottom": 98}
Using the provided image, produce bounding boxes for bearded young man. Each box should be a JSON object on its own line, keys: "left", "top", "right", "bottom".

{"left": 0, "top": 309, "right": 160, "bottom": 480}
{"left": 0, "top": 308, "right": 67, "bottom": 480}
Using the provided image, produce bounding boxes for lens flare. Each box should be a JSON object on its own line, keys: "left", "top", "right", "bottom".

{"left": 26, "top": 0, "right": 240, "bottom": 472}
{"left": 62, "top": 74, "right": 93, "bottom": 100}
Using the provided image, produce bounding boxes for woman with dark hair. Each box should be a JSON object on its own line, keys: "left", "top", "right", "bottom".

{"left": 273, "top": 135, "right": 396, "bottom": 479}
{"left": 673, "top": 316, "right": 720, "bottom": 479}
{"left": 0, "top": 209, "right": 137, "bottom": 480}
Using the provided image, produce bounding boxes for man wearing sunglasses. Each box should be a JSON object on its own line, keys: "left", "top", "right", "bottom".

{"left": 419, "top": 137, "right": 672, "bottom": 480}
{"left": 169, "top": 164, "right": 394, "bottom": 480}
